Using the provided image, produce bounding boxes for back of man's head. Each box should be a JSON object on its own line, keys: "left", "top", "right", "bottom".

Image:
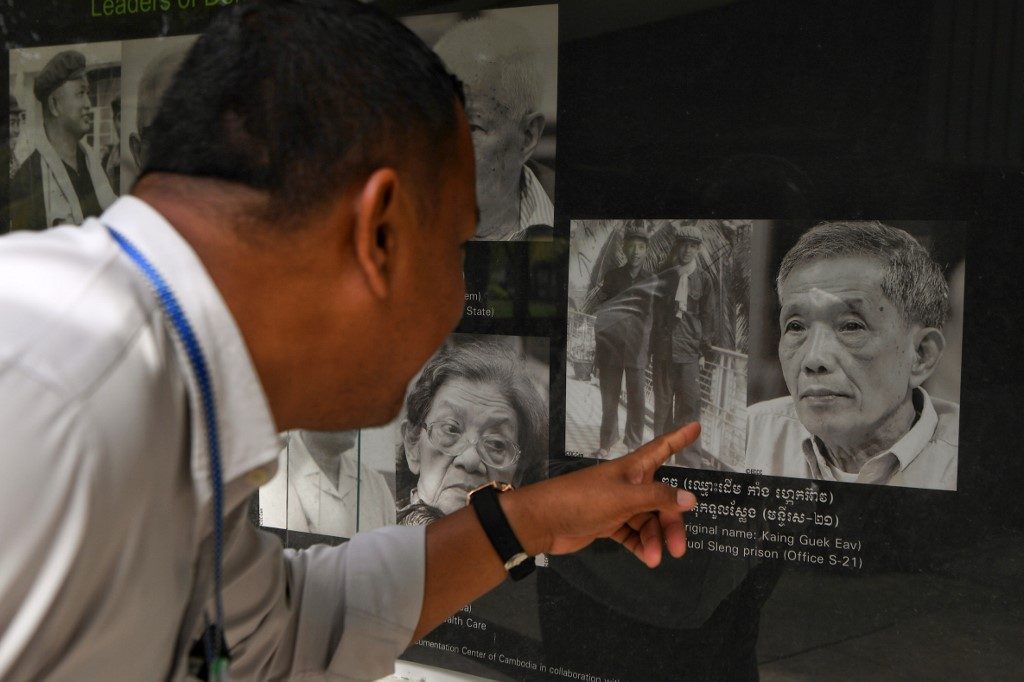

{"left": 142, "top": 0, "right": 462, "bottom": 226}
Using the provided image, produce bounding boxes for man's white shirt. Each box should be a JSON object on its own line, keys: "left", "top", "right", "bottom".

{"left": 0, "top": 197, "right": 424, "bottom": 680}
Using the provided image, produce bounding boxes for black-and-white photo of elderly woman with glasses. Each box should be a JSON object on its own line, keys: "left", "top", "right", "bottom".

{"left": 395, "top": 340, "right": 548, "bottom": 526}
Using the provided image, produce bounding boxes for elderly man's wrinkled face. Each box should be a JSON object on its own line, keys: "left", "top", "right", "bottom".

{"left": 778, "top": 257, "right": 920, "bottom": 451}
{"left": 50, "top": 77, "right": 92, "bottom": 138}
{"left": 405, "top": 377, "right": 520, "bottom": 515}
{"left": 465, "top": 87, "right": 529, "bottom": 234}
{"left": 623, "top": 238, "right": 647, "bottom": 268}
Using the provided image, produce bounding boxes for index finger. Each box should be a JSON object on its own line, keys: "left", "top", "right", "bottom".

{"left": 628, "top": 422, "right": 701, "bottom": 478}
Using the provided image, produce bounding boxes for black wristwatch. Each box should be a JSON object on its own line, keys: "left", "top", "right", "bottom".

{"left": 467, "top": 481, "right": 536, "bottom": 581}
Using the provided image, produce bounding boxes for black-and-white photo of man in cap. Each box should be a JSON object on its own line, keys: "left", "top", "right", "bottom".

{"left": 745, "top": 221, "right": 960, "bottom": 490}
{"left": 651, "top": 223, "right": 720, "bottom": 466}
{"left": 10, "top": 48, "right": 117, "bottom": 231}
{"left": 588, "top": 222, "right": 656, "bottom": 457}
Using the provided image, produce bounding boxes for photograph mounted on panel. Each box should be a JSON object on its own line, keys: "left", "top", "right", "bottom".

{"left": 403, "top": 3, "right": 557, "bottom": 242}
{"left": 565, "top": 219, "right": 750, "bottom": 470}
{"left": 119, "top": 35, "right": 198, "bottom": 194}
{"left": 8, "top": 41, "right": 122, "bottom": 232}
{"left": 259, "top": 430, "right": 396, "bottom": 541}
{"left": 745, "top": 220, "right": 964, "bottom": 491}
{"left": 360, "top": 332, "right": 550, "bottom": 528}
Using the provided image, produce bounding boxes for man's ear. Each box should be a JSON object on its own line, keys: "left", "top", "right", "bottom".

{"left": 46, "top": 93, "right": 61, "bottom": 119}
{"left": 352, "top": 167, "right": 401, "bottom": 300}
{"left": 129, "top": 132, "right": 144, "bottom": 171}
{"left": 519, "top": 111, "right": 545, "bottom": 163}
{"left": 910, "top": 327, "right": 945, "bottom": 388}
{"left": 400, "top": 419, "right": 421, "bottom": 475}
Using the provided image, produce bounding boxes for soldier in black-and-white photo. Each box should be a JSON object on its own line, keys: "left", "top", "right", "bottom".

{"left": 9, "top": 45, "right": 119, "bottom": 231}
{"left": 650, "top": 223, "right": 720, "bottom": 466}
{"left": 585, "top": 221, "right": 657, "bottom": 457}
{"left": 566, "top": 219, "right": 750, "bottom": 469}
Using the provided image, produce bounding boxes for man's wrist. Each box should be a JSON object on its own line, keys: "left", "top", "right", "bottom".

{"left": 496, "top": 488, "right": 549, "bottom": 558}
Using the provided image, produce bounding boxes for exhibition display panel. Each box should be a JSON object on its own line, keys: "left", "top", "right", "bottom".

{"left": 4, "top": 1, "right": 1021, "bottom": 679}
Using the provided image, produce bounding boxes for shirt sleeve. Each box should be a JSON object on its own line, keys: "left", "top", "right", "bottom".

{"left": 222, "top": 515, "right": 425, "bottom": 682}
{"left": 0, "top": 367, "right": 99, "bottom": 680}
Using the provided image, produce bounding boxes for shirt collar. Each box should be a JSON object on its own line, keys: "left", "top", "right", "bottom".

{"left": 518, "top": 164, "right": 554, "bottom": 231}
{"left": 801, "top": 387, "right": 939, "bottom": 483}
{"left": 98, "top": 196, "right": 283, "bottom": 489}
{"left": 287, "top": 431, "right": 359, "bottom": 499}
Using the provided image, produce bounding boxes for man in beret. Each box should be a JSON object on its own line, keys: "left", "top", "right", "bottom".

{"left": 651, "top": 222, "right": 719, "bottom": 466}
{"left": 585, "top": 222, "right": 658, "bottom": 457}
{"left": 9, "top": 50, "right": 116, "bottom": 231}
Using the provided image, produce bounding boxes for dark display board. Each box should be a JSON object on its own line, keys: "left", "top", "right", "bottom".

{"left": 4, "top": 1, "right": 1024, "bottom": 680}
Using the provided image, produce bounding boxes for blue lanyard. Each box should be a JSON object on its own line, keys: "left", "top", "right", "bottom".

{"left": 107, "top": 227, "right": 230, "bottom": 680}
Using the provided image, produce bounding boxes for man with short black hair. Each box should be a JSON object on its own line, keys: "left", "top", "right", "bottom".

{"left": 745, "top": 221, "right": 958, "bottom": 489}
{"left": 0, "top": 2, "right": 700, "bottom": 679}
{"left": 10, "top": 49, "right": 115, "bottom": 231}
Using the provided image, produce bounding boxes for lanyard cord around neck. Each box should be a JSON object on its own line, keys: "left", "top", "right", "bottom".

{"left": 107, "top": 226, "right": 230, "bottom": 677}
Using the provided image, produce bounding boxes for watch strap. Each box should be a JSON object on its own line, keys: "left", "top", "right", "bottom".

{"left": 468, "top": 484, "right": 536, "bottom": 581}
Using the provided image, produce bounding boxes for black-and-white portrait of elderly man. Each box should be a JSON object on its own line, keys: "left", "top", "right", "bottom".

{"left": 433, "top": 17, "right": 554, "bottom": 241}
{"left": 745, "top": 221, "right": 959, "bottom": 490}
{"left": 395, "top": 342, "right": 548, "bottom": 525}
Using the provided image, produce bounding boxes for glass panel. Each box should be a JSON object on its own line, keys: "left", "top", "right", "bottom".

{"left": 4, "top": 1, "right": 1021, "bottom": 680}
